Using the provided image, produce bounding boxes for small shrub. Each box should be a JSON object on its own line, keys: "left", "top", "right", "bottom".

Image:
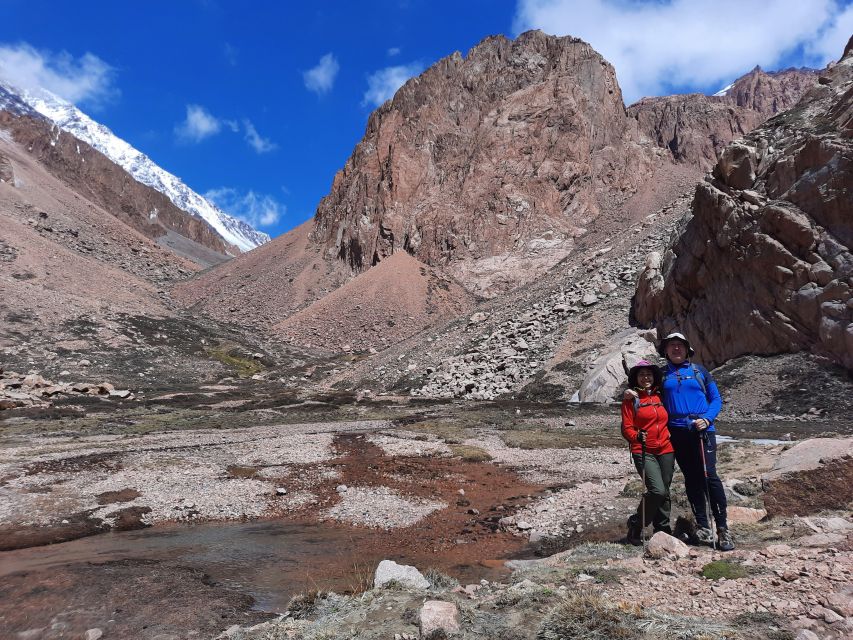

{"left": 733, "top": 612, "right": 780, "bottom": 626}
{"left": 286, "top": 589, "right": 326, "bottom": 619}
{"left": 425, "top": 567, "right": 459, "bottom": 590}
{"left": 701, "top": 561, "right": 748, "bottom": 580}
{"left": 537, "top": 593, "right": 642, "bottom": 640}
{"left": 449, "top": 444, "right": 492, "bottom": 462}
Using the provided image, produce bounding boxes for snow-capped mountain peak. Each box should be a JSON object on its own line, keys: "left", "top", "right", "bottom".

{"left": 0, "top": 80, "right": 269, "bottom": 253}
{"left": 712, "top": 82, "right": 734, "bottom": 97}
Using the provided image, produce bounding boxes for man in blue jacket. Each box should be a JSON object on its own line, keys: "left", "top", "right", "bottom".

{"left": 658, "top": 332, "right": 734, "bottom": 551}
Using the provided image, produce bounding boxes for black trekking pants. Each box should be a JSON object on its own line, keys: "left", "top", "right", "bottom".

{"left": 632, "top": 451, "right": 674, "bottom": 531}
{"left": 669, "top": 428, "right": 727, "bottom": 529}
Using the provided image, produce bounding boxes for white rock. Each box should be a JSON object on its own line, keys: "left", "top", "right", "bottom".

{"left": 84, "top": 630, "right": 103, "bottom": 640}
{"left": 516, "top": 520, "right": 533, "bottom": 530}
{"left": 374, "top": 559, "right": 430, "bottom": 590}
{"left": 336, "top": 484, "right": 348, "bottom": 493}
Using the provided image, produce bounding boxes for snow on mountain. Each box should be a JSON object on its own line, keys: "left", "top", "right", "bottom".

{"left": 712, "top": 82, "right": 734, "bottom": 97}
{"left": 0, "top": 80, "right": 269, "bottom": 253}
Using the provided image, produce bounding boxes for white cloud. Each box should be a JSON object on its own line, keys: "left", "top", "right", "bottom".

{"left": 363, "top": 62, "right": 424, "bottom": 107}
{"left": 175, "top": 104, "right": 222, "bottom": 142}
{"left": 303, "top": 52, "right": 340, "bottom": 95}
{"left": 805, "top": 3, "right": 853, "bottom": 62}
{"left": 175, "top": 107, "right": 276, "bottom": 152}
{"left": 205, "top": 187, "right": 285, "bottom": 228}
{"left": 0, "top": 43, "right": 117, "bottom": 108}
{"left": 243, "top": 119, "right": 277, "bottom": 153}
{"left": 513, "top": 0, "right": 846, "bottom": 103}
{"left": 223, "top": 42, "right": 238, "bottom": 67}
{"left": 387, "top": 47, "right": 401, "bottom": 57}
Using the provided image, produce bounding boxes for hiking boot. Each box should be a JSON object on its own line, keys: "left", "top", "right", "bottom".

{"left": 626, "top": 515, "right": 643, "bottom": 546}
{"left": 716, "top": 527, "right": 735, "bottom": 551}
{"left": 694, "top": 526, "right": 714, "bottom": 545}
{"left": 654, "top": 525, "right": 673, "bottom": 536}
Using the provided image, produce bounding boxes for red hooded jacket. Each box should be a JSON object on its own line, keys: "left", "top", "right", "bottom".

{"left": 621, "top": 389, "right": 673, "bottom": 455}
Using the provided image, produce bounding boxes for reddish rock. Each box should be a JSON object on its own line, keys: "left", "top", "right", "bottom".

{"left": 420, "top": 600, "right": 460, "bottom": 637}
{"left": 633, "top": 41, "right": 853, "bottom": 371}
{"left": 311, "top": 30, "right": 653, "bottom": 295}
{"left": 646, "top": 531, "right": 690, "bottom": 559}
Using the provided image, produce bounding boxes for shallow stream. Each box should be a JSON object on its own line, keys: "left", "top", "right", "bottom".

{"left": 0, "top": 519, "right": 520, "bottom": 612}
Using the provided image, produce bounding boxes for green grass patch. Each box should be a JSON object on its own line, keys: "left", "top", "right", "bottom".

{"left": 206, "top": 345, "right": 263, "bottom": 378}
{"left": 449, "top": 444, "right": 492, "bottom": 462}
{"left": 701, "top": 560, "right": 749, "bottom": 580}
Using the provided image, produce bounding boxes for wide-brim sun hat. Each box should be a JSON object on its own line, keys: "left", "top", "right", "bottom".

{"left": 657, "top": 331, "right": 696, "bottom": 357}
{"left": 627, "top": 359, "right": 662, "bottom": 389}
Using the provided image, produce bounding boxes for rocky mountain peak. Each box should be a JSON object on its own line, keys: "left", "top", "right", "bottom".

{"left": 310, "top": 30, "right": 648, "bottom": 295}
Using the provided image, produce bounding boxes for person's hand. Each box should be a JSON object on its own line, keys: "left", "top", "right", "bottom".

{"left": 693, "top": 418, "right": 710, "bottom": 431}
{"left": 638, "top": 430, "right": 647, "bottom": 443}
{"left": 624, "top": 388, "right": 639, "bottom": 401}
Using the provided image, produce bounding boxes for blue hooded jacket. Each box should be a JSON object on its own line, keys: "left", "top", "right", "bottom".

{"left": 661, "top": 360, "right": 722, "bottom": 431}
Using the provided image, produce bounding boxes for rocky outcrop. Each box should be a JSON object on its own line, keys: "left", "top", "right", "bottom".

{"left": 629, "top": 94, "right": 764, "bottom": 169}
{"left": 311, "top": 30, "right": 653, "bottom": 294}
{"left": 725, "top": 66, "right": 820, "bottom": 119}
{"left": 629, "top": 67, "right": 818, "bottom": 169}
{"left": 633, "top": 42, "right": 853, "bottom": 370}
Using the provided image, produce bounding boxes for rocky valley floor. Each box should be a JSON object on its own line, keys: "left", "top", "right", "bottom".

{"left": 1, "top": 388, "right": 851, "bottom": 640}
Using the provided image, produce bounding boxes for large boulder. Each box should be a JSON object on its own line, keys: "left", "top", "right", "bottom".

{"left": 576, "top": 330, "right": 657, "bottom": 402}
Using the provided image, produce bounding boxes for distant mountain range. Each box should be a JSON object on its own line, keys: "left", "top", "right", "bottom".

{"left": 0, "top": 79, "right": 269, "bottom": 253}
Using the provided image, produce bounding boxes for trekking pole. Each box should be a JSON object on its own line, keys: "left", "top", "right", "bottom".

{"left": 640, "top": 431, "right": 647, "bottom": 548}
{"left": 698, "top": 429, "right": 717, "bottom": 550}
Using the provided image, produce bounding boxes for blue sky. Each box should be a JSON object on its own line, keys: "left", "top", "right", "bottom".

{"left": 2, "top": 0, "right": 851, "bottom": 239}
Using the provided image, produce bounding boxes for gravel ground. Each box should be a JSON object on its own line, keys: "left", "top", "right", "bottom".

{"left": 469, "top": 432, "right": 630, "bottom": 484}
{"left": 0, "top": 420, "right": 387, "bottom": 526}
{"left": 322, "top": 485, "right": 447, "bottom": 529}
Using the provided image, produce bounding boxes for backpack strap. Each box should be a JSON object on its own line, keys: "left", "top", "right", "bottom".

{"left": 663, "top": 363, "right": 708, "bottom": 397}
{"left": 691, "top": 363, "right": 707, "bottom": 396}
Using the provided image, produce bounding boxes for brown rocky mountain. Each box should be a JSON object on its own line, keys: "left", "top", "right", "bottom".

{"left": 0, "top": 110, "right": 233, "bottom": 266}
{"left": 628, "top": 67, "right": 818, "bottom": 170}
{"left": 311, "top": 30, "right": 657, "bottom": 296}
{"left": 182, "top": 29, "right": 819, "bottom": 339}
{"left": 634, "top": 40, "right": 853, "bottom": 370}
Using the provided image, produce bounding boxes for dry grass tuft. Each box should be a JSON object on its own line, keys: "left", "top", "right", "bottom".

{"left": 448, "top": 444, "right": 492, "bottom": 462}
{"left": 537, "top": 593, "right": 641, "bottom": 640}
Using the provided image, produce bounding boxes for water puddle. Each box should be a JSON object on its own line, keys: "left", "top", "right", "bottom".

{"left": 0, "top": 518, "right": 524, "bottom": 612}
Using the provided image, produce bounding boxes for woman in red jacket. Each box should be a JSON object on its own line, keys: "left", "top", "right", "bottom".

{"left": 621, "top": 360, "right": 674, "bottom": 544}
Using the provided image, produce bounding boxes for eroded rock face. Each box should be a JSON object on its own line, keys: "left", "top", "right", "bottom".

{"left": 311, "top": 30, "right": 652, "bottom": 294}
{"left": 633, "top": 44, "right": 853, "bottom": 371}
{"left": 628, "top": 67, "right": 818, "bottom": 170}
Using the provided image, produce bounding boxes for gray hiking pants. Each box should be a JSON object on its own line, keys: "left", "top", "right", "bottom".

{"left": 632, "top": 452, "right": 675, "bottom": 531}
